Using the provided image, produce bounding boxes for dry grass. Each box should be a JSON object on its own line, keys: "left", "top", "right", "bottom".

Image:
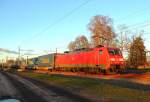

{"left": 15, "top": 71, "right": 150, "bottom": 102}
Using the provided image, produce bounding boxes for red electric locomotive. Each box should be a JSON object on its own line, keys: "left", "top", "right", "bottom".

{"left": 26, "top": 46, "right": 124, "bottom": 74}
{"left": 55, "top": 46, "right": 124, "bottom": 73}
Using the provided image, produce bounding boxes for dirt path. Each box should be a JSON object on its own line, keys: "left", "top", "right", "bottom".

{"left": 0, "top": 72, "right": 20, "bottom": 99}
{"left": 3, "top": 71, "right": 93, "bottom": 102}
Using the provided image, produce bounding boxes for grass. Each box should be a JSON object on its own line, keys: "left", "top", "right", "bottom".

{"left": 12, "top": 70, "right": 150, "bottom": 102}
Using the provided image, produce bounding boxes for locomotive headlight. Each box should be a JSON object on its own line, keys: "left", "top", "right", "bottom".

{"left": 119, "top": 58, "right": 124, "bottom": 61}
{"left": 110, "top": 58, "right": 115, "bottom": 61}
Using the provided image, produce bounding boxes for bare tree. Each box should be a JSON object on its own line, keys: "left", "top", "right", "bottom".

{"left": 88, "top": 15, "right": 115, "bottom": 47}
{"left": 117, "top": 25, "right": 131, "bottom": 52}
{"left": 75, "top": 35, "right": 89, "bottom": 49}
{"left": 68, "top": 41, "right": 76, "bottom": 51}
{"left": 68, "top": 35, "right": 89, "bottom": 51}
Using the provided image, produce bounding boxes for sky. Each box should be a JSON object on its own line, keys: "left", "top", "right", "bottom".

{"left": 0, "top": 0, "right": 150, "bottom": 60}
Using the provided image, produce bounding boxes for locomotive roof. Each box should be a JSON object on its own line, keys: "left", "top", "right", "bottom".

{"left": 38, "top": 53, "right": 55, "bottom": 57}
{"left": 63, "top": 48, "right": 93, "bottom": 54}
{"left": 29, "top": 47, "right": 121, "bottom": 59}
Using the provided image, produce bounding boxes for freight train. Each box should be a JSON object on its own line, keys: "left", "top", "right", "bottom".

{"left": 26, "top": 46, "right": 124, "bottom": 74}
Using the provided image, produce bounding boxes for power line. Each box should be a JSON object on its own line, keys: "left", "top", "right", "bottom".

{"left": 124, "top": 23, "right": 150, "bottom": 32}
{"left": 127, "top": 20, "right": 150, "bottom": 28}
{"left": 116, "top": 20, "right": 150, "bottom": 32}
{"left": 116, "top": 6, "right": 150, "bottom": 24}
{"left": 20, "top": 0, "right": 91, "bottom": 46}
{"left": 116, "top": 21, "right": 150, "bottom": 38}
{"left": 143, "top": 33, "right": 150, "bottom": 34}
{"left": 131, "top": 23, "right": 150, "bottom": 29}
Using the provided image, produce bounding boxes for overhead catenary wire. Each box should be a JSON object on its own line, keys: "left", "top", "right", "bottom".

{"left": 115, "top": 6, "right": 150, "bottom": 38}
{"left": 131, "top": 23, "right": 150, "bottom": 29}
{"left": 20, "top": 0, "right": 91, "bottom": 46}
{"left": 116, "top": 21, "right": 150, "bottom": 33}
{"left": 113, "top": 5, "right": 150, "bottom": 39}
{"left": 19, "top": 1, "right": 150, "bottom": 54}
{"left": 122, "top": 22, "right": 150, "bottom": 31}
{"left": 116, "top": 20, "right": 150, "bottom": 34}
{"left": 126, "top": 21, "right": 150, "bottom": 28}
{"left": 116, "top": 6, "right": 150, "bottom": 24}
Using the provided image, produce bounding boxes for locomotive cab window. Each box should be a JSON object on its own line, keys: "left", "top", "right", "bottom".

{"left": 108, "top": 49, "right": 115, "bottom": 55}
{"left": 108, "top": 48, "right": 122, "bottom": 55}
{"left": 99, "top": 50, "right": 103, "bottom": 54}
{"left": 115, "top": 49, "right": 122, "bottom": 55}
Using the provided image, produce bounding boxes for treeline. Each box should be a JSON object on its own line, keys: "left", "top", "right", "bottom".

{"left": 68, "top": 15, "right": 116, "bottom": 50}
{"left": 67, "top": 15, "right": 146, "bottom": 68}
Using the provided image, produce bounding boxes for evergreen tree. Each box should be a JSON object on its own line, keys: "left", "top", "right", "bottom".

{"left": 129, "top": 36, "right": 146, "bottom": 67}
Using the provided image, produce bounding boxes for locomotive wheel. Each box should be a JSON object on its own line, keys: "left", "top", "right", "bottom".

{"left": 71, "top": 68, "right": 76, "bottom": 72}
{"left": 101, "top": 69, "right": 106, "bottom": 74}
{"left": 102, "top": 69, "right": 110, "bottom": 75}
{"left": 119, "top": 68, "right": 125, "bottom": 74}
{"left": 95, "top": 68, "right": 98, "bottom": 74}
{"left": 110, "top": 68, "right": 113, "bottom": 72}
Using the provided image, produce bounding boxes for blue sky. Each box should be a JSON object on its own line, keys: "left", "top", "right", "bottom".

{"left": 0, "top": 0, "right": 150, "bottom": 59}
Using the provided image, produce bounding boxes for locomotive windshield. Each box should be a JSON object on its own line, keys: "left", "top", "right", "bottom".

{"left": 108, "top": 48, "right": 122, "bottom": 55}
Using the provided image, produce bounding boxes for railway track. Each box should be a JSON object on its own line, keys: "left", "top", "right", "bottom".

{"left": 32, "top": 69, "right": 150, "bottom": 85}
